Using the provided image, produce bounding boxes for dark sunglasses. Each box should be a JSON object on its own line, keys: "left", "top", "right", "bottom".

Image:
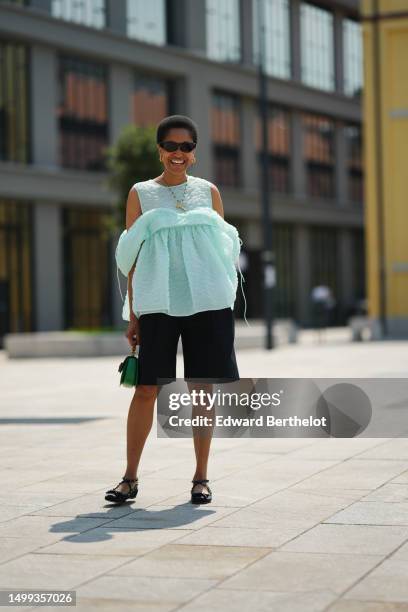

{"left": 159, "top": 141, "right": 197, "bottom": 153}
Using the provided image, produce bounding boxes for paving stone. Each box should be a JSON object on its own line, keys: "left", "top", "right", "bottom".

{"left": 29, "top": 494, "right": 141, "bottom": 519}
{"left": 384, "top": 540, "right": 408, "bottom": 561}
{"left": 174, "top": 525, "right": 303, "bottom": 547}
{"left": 361, "top": 484, "right": 408, "bottom": 503}
{"left": 0, "top": 515, "right": 111, "bottom": 544}
{"left": 250, "top": 488, "right": 365, "bottom": 524}
{"left": 36, "top": 527, "right": 194, "bottom": 556}
{"left": 76, "top": 575, "right": 217, "bottom": 606}
{"left": 0, "top": 506, "right": 47, "bottom": 522}
{"left": 0, "top": 493, "right": 81, "bottom": 508}
{"left": 280, "top": 523, "right": 408, "bottom": 555}
{"left": 219, "top": 551, "right": 381, "bottom": 594}
{"left": 290, "top": 483, "right": 371, "bottom": 503}
{"left": 328, "top": 601, "right": 408, "bottom": 611}
{"left": 324, "top": 501, "right": 408, "bottom": 526}
{"left": 353, "top": 439, "right": 408, "bottom": 461}
{"left": 0, "top": 537, "right": 48, "bottom": 563}
{"left": 109, "top": 504, "right": 238, "bottom": 531}
{"left": 285, "top": 439, "right": 384, "bottom": 461}
{"left": 290, "top": 460, "right": 408, "bottom": 492}
{"left": 57, "top": 598, "right": 174, "bottom": 612}
{"left": 181, "top": 587, "right": 337, "bottom": 612}
{"left": 390, "top": 470, "right": 408, "bottom": 484}
{"left": 0, "top": 554, "right": 126, "bottom": 590}
{"left": 1, "top": 339, "right": 408, "bottom": 605}
{"left": 343, "top": 559, "right": 408, "bottom": 602}
{"left": 108, "top": 543, "right": 271, "bottom": 579}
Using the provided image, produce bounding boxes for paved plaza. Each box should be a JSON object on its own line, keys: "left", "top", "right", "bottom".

{"left": 1, "top": 330, "right": 408, "bottom": 611}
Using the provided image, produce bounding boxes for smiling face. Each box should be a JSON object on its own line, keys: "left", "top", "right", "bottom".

{"left": 157, "top": 128, "right": 196, "bottom": 178}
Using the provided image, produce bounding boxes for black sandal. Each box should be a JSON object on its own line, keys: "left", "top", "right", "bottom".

{"left": 105, "top": 476, "right": 138, "bottom": 504}
{"left": 191, "top": 479, "right": 212, "bottom": 504}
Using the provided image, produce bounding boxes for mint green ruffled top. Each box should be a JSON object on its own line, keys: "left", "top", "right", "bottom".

{"left": 115, "top": 175, "right": 246, "bottom": 321}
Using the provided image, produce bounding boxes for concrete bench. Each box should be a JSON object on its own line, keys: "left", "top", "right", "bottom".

{"left": 4, "top": 318, "right": 298, "bottom": 358}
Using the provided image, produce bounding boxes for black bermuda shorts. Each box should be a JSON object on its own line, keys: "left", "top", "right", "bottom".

{"left": 137, "top": 307, "right": 240, "bottom": 386}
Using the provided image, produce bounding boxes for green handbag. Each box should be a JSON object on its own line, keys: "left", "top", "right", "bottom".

{"left": 118, "top": 346, "right": 139, "bottom": 388}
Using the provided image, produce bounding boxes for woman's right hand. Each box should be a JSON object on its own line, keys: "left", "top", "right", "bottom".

{"left": 126, "top": 317, "right": 140, "bottom": 349}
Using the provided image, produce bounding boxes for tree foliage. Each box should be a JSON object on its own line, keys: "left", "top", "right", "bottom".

{"left": 104, "top": 124, "right": 162, "bottom": 230}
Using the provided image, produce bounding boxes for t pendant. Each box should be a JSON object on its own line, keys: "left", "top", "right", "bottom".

{"left": 176, "top": 202, "right": 186, "bottom": 211}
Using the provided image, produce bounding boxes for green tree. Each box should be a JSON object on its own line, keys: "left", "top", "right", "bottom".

{"left": 104, "top": 124, "right": 161, "bottom": 230}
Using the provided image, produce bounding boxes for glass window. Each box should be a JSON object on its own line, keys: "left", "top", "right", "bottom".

{"left": 238, "top": 224, "right": 295, "bottom": 320}
{"left": 51, "top": 0, "right": 106, "bottom": 28}
{"left": 352, "top": 228, "right": 365, "bottom": 301}
{"left": 206, "top": 0, "right": 241, "bottom": 62}
{"left": 0, "top": 199, "right": 33, "bottom": 342}
{"left": 0, "top": 39, "right": 30, "bottom": 163}
{"left": 302, "top": 113, "right": 335, "bottom": 199}
{"left": 255, "top": 105, "right": 291, "bottom": 193}
{"left": 345, "top": 124, "right": 364, "bottom": 204}
{"left": 300, "top": 2, "right": 334, "bottom": 91}
{"left": 253, "top": 0, "right": 291, "bottom": 79}
{"left": 343, "top": 18, "right": 363, "bottom": 97}
{"left": 211, "top": 91, "right": 241, "bottom": 187}
{"left": 310, "top": 225, "right": 339, "bottom": 323}
{"left": 132, "top": 73, "right": 170, "bottom": 127}
{"left": 274, "top": 223, "right": 295, "bottom": 317}
{"left": 63, "top": 207, "right": 113, "bottom": 329}
{"left": 57, "top": 55, "right": 108, "bottom": 171}
{"left": 127, "top": 0, "right": 166, "bottom": 45}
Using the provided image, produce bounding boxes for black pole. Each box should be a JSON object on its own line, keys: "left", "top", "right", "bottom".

{"left": 257, "top": 0, "right": 274, "bottom": 349}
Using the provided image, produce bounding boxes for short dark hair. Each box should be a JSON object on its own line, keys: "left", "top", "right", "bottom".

{"left": 156, "top": 115, "right": 198, "bottom": 144}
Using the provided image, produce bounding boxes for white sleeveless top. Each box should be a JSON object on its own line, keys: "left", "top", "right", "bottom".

{"left": 115, "top": 175, "right": 248, "bottom": 323}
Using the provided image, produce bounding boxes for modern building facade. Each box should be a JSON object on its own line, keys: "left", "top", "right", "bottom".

{"left": 361, "top": 0, "right": 408, "bottom": 337}
{"left": 0, "top": 0, "right": 364, "bottom": 343}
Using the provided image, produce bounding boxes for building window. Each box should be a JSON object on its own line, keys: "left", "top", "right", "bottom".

{"left": 310, "top": 225, "right": 339, "bottom": 323}
{"left": 132, "top": 73, "right": 170, "bottom": 127}
{"left": 302, "top": 113, "right": 335, "bottom": 199}
{"left": 345, "top": 124, "right": 364, "bottom": 204}
{"left": 57, "top": 55, "right": 108, "bottom": 171}
{"left": 63, "top": 207, "right": 113, "bottom": 329}
{"left": 274, "top": 223, "right": 295, "bottom": 317}
{"left": 253, "top": 0, "right": 291, "bottom": 79}
{"left": 211, "top": 91, "right": 241, "bottom": 187}
{"left": 0, "top": 40, "right": 30, "bottom": 163}
{"left": 0, "top": 200, "right": 33, "bottom": 343}
{"left": 255, "top": 106, "right": 291, "bottom": 193}
{"left": 238, "top": 223, "right": 295, "bottom": 320}
{"left": 300, "top": 2, "right": 334, "bottom": 91}
{"left": 206, "top": 0, "right": 241, "bottom": 62}
{"left": 343, "top": 18, "right": 363, "bottom": 97}
{"left": 127, "top": 0, "right": 166, "bottom": 45}
{"left": 0, "top": 0, "right": 28, "bottom": 5}
{"left": 51, "top": 0, "right": 106, "bottom": 28}
{"left": 352, "top": 228, "right": 365, "bottom": 301}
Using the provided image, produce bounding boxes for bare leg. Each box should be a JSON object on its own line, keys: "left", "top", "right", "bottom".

{"left": 187, "top": 382, "right": 214, "bottom": 496}
{"left": 114, "top": 385, "right": 158, "bottom": 494}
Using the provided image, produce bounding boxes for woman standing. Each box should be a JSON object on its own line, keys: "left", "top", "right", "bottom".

{"left": 105, "top": 115, "right": 242, "bottom": 506}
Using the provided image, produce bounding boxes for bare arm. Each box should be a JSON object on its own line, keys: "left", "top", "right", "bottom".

{"left": 125, "top": 187, "right": 143, "bottom": 321}
{"left": 209, "top": 183, "right": 225, "bottom": 219}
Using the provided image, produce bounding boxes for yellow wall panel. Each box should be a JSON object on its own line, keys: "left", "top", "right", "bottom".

{"left": 362, "top": 0, "right": 408, "bottom": 326}
{"left": 379, "top": 0, "right": 408, "bottom": 14}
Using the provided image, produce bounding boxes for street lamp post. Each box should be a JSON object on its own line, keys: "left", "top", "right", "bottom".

{"left": 257, "top": 0, "right": 275, "bottom": 349}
